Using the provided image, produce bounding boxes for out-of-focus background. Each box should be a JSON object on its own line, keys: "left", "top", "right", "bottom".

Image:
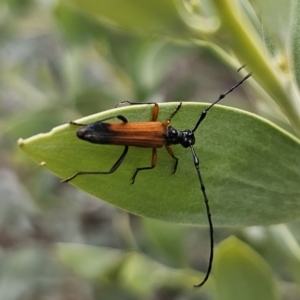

{"left": 1, "top": 0, "right": 300, "bottom": 299}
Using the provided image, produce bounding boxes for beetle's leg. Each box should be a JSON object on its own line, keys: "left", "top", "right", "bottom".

{"left": 163, "top": 102, "right": 182, "bottom": 126}
{"left": 131, "top": 148, "right": 157, "bottom": 184}
{"left": 165, "top": 146, "right": 179, "bottom": 173}
{"left": 62, "top": 146, "right": 129, "bottom": 183}
{"left": 68, "top": 115, "right": 128, "bottom": 127}
{"left": 115, "top": 101, "right": 159, "bottom": 121}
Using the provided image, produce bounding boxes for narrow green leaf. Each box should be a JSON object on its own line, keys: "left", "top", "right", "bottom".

{"left": 211, "top": 0, "right": 300, "bottom": 133}
{"left": 251, "top": 0, "right": 293, "bottom": 47}
{"left": 214, "top": 237, "right": 279, "bottom": 300}
{"left": 291, "top": 0, "right": 300, "bottom": 91}
{"left": 19, "top": 103, "right": 300, "bottom": 226}
{"left": 269, "top": 225, "right": 300, "bottom": 283}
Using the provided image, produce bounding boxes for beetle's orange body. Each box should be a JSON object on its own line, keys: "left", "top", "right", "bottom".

{"left": 95, "top": 122, "right": 166, "bottom": 148}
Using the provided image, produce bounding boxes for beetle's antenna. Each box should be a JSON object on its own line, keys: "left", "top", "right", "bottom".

{"left": 189, "top": 71, "right": 251, "bottom": 286}
{"left": 192, "top": 73, "right": 252, "bottom": 133}
{"left": 190, "top": 145, "right": 214, "bottom": 287}
{"left": 237, "top": 64, "right": 246, "bottom": 72}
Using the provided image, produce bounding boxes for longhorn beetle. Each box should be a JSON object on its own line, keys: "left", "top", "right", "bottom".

{"left": 63, "top": 73, "right": 251, "bottom": 287}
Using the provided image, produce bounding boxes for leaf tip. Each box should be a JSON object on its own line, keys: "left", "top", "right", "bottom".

{"left": 18, "top": 138, "right": 25, "bottom": 147}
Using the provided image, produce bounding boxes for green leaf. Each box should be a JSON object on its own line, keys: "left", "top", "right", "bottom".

{"left": 56, "top": 243, "right": 124, "bottom": 282}
{"left": 64, "top": 0, "right": 187, "bottom": 37}
{"left": 19, "top": 103, "right": 300, "bottom": 226}
{"left": 118, "top": 252, "right": 195, "bottom": 294}
{"left": 142, "top": 218, "right": 187, "bottom": 266}
{"left": 214, "top": 237, "right": 279, "bottom": 300}
{"left": 56, "top": 243, "right": 200, "bottom": 292}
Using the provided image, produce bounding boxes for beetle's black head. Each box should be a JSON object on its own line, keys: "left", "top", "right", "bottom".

{"left": 180, "top": 129, "right": 195, "bottom": 148}
{"left": 165, "top": 126, "right": 195, "bottom": 148}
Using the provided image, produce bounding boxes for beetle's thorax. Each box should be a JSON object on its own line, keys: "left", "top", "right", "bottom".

{"left": 164, "top": 126, "right": 195, "bottom": 148}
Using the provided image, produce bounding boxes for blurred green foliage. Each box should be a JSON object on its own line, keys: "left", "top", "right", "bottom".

{"left": 1, "top": 0, "right": 300, "bottom": 299}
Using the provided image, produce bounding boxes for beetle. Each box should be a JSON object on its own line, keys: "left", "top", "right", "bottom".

{"left": 63, "top": 73, "right": 251, "bottom": 287}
